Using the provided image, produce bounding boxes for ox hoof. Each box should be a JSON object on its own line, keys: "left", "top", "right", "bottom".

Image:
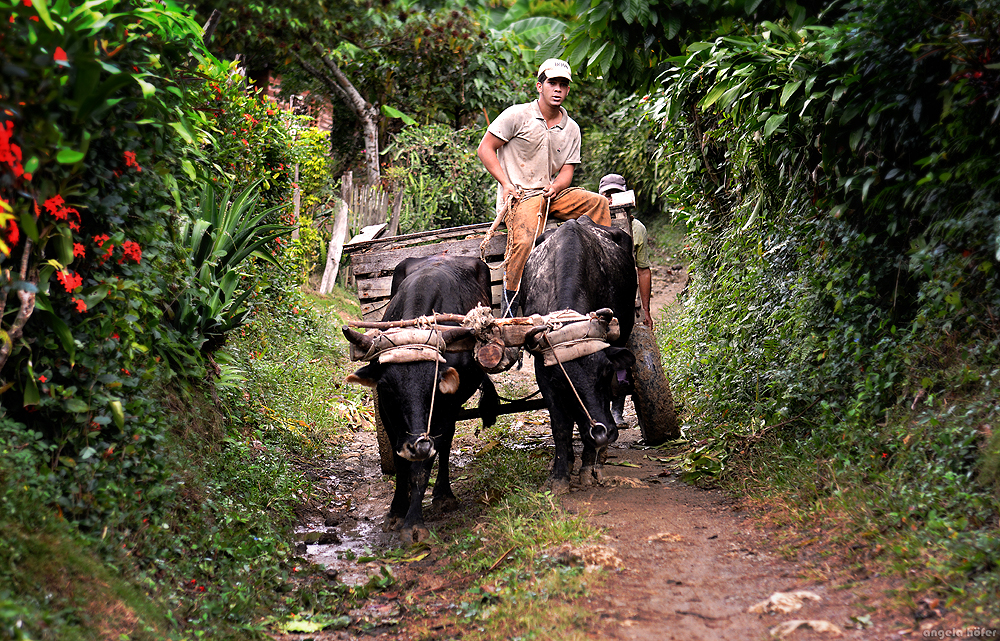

{"left": 580, "top": 465, "right": 605, "bottom": 486}
{"left": 400, "top": 524, "right": 430, "bottom": 544}
{"left": 383, "top": 514, "right": 403, "bottom": 532}
{"left": 545, "top": 477, "right": 571, "bottom": 496}
{"left": 432, "top": 496, "right": 460, "bottom": 512}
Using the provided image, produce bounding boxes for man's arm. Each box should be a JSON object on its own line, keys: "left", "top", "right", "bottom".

{"left": 637, "top": 267, "right": 653, "bottom": 328}
{"left": 477, "top": 132, "right": 517, "bottom": 204}
{"left": 542, "top": 164, "right": 574, "bottom": 199}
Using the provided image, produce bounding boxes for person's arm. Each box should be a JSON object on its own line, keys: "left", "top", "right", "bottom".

{"left": 478, "top": 132, "right": 517, "bottom": 204}
{"left": 637, "top": 266, "right": 653, "bottom": 328}
{"left": 542, "top": 164, "right": 574, "bottom": 199}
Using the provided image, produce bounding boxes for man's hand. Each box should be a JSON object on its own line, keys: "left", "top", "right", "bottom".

{"left": 642, "top": 307, "right": 653, "bottom": 329}
{"left": 543, "top": 164, "right": 575, "bottom": 200}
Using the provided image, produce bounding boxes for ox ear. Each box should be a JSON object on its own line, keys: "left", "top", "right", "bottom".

{"left": 605, "top": 347, "right": 635, "bottom": 371}
{"left": 346, "top": 363, "right": 381, "bottom": 388}
{"left": 438, "top": 367, "right": 460, "bottom": 394}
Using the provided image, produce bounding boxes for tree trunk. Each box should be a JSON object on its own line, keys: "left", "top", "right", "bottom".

{"left": 296, "top": 45, "right": 381, "bottom": 185}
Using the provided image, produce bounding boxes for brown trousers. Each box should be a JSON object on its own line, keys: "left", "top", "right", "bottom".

{"left": 503, "top": 187, "right": 611, "bottom": 290}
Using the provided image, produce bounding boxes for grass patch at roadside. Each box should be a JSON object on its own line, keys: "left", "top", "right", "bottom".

{"left": 419, "top": 491, "right": 604, "bottom": 641}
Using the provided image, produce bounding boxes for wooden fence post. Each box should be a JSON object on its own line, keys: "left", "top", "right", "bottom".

{"left": 319, "top": 171, "right": 352, "bottom": 294}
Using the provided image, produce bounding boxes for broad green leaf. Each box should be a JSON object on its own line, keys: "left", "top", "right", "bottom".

{"left": 65, "top": 398, "right": 90, "bottom": 413}
{"left": 19, "top": 212, "right": 40, "bottom": 243}
{"left": 181, "top": 158, "right": 197, "bottom": 181}
{"left": 56, "top": 226, "right": 74, "bottom": 266}
{"left": 32, "top": 0, "right": 56, "bottom": 30}
{"left": 169, "top": 121, "right": 195, "bottom": 144}
{"left": 780, "top": 80, "right": 802, "bottom": 107}
{"left": 110, "top": 399, "right": 125, "bottom": 429}
{"left": 763, "top": 113, "right": 786, "bottom": 138}
{"left": 381, "top": 105, "right": 417, "bottom": 126}
{"left": 849, "top": 127, "right": 863, "bottom": 152}
{"left": 687, "top": 42, "right": 714, "bottom": 53}
{"left": 57, "top": 148, "right": 85, "bottom": 164}
{"left": 136, "top": 78, "right": 156, "bottom": 98}
{"left": 39, "top": 311, "right": 76, "bottom": 365}
{"left": 700, "top": 80, "right": 730, "bottom": 109}
{"left": 23, "top": 377, "right": 40, "bottom": 407}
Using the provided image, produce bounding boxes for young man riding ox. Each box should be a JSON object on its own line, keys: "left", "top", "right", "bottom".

{"left": 477, "top": 58, "right": 612, "bottom": 318}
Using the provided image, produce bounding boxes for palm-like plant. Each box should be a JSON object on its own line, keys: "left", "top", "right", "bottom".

{"left": 172, "top": 178, "right": 293, "bottom": 352}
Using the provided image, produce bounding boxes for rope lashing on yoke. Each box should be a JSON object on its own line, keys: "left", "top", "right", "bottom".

{"left": 522, "top": 309, "right": 620, "bottom": 366}
{"left": 347, "top": 326, "right": 448, "bottom": 364}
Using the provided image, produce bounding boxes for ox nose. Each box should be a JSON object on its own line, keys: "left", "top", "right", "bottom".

{"left": 413, "top": 436, "right": 433, "bottom": 459}
{"left": 589, "top": 422, "right": 609, "bottom": 448}
{"left": 399, "top": 435, "right": 436, "bottom": 461}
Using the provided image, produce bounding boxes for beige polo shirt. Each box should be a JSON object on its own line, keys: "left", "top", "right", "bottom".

{"left": 487, "top": 100, "right": 582, "bottom": 213}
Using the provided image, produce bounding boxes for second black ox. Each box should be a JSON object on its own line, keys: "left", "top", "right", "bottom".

{"left": 519, "top": 217, "right": 637, "bottom": 494}
{"left": 344, "top": 255, "right": 499, "bottom": 543}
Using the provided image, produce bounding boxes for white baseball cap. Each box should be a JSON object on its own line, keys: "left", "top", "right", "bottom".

{"left": 537, "top": 58, "right": 572, "bottom": 81}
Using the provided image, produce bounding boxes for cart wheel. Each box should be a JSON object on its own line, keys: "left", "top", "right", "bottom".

{"left": 626, "top": 324, "right": 680, "bottom": 444}
{"left": 373, "top": 389, "right": 395, "bottom": 475}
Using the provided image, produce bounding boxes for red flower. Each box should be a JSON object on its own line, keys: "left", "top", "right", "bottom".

{"left": 23, "top": 0, "right": 32, "bottom": 6}
{"left": 0, "top": 121, "right": 25, "bottom": 178}
{"left": 111, "top": 333, "right": 119, "bottom": 340}
{"left": 56, "top": 270, "right": 83, "bottom": 293}
{"left": 42, "top": 194, "right": 80, "bottom": 225}
{"left": 123, "top": 150, "right": 142, "bottom": 172}
{"left": 93, "top": 233, "right": 110, "bottom": 247}
{"left": 120, "top": 240, "right": 141, "bottom": 264}
{"left": 38, "top": 375, "right": 46, "bottom": 383}
{"left": 73, "top": 242, "right": 86, "bottom": 258}
{"left": 54, "top": 47, "right": 67, "bottom": 63}
{"left": 43, "top": 194, "right": 65, "bottom": 215}
{"left": 73, "top": 298, "right": 87, "bottom": 313}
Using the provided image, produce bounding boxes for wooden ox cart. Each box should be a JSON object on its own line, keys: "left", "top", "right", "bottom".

{"left": 342, "top": 192, "right": 679, "bottom": 471}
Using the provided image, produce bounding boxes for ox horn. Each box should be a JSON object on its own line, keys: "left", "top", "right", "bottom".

{"left": 594, "top": 308, "right": 615, "bottom": 326}
{"left": 439, "top": 326, "right": 474, "bottom": 344}
{"left": 523, "top": 325, "right": 548, "bottom": 351}
{"left": 342, "top": 326, "right": 374, "bottom": 351}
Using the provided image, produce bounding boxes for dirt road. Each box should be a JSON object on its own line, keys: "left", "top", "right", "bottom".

{"left": 282, "top": 255, "right": 919, "bottom": 640}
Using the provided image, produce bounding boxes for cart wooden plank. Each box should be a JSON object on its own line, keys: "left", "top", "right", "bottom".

{"left": 344, "top": 198, "right": 634, "bottom": 323}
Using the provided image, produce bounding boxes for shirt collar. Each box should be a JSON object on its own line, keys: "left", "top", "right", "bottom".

{"left": 532, "top": 100, "right": 567, "bottom": 129}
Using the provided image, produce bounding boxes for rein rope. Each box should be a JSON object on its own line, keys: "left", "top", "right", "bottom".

{"left": 541, "top": 330, "right": 599, "bottom": 437}
{"left": 424, "top": 345, "right": 440, "bottom": 439}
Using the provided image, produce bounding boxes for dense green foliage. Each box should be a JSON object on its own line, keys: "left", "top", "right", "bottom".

{"left": 384, "top": 123, "right": 495, "bottom": 232}
{"left": 0, "top": 0, "right": 347, "bottom": 638}
{"left": 588, "top": 0, "right": 1000, "bottom": 617}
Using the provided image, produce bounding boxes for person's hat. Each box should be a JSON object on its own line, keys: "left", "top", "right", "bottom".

{"left": 538, "top": 58, "right": 572, "bottom": 81}
{"left": 599, "top": 174, "right": 627, "bottom": 195}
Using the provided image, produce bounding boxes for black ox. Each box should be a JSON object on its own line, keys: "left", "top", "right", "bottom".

{"left": 344, "top": 255, "right": 499, "bottom": 542}
{"left": 519, "top": 217, "right": 637, "bottom": 494}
